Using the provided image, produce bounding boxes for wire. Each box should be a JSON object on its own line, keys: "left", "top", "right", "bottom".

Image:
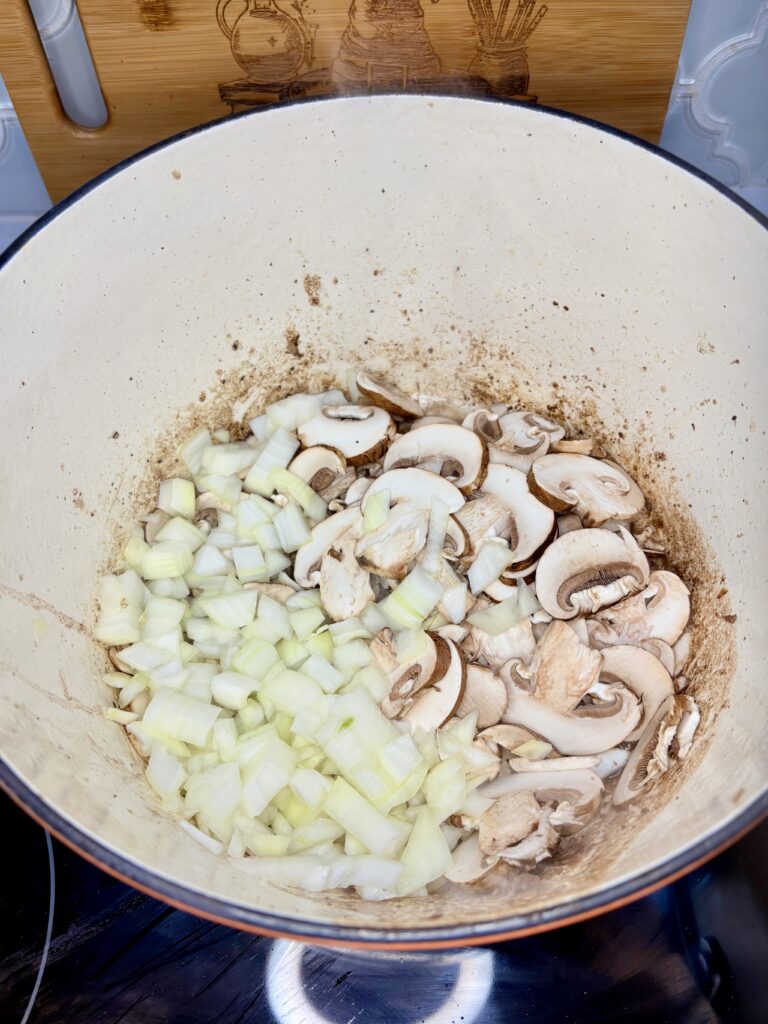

{"left": 20, "top": 830, "right": 55, "bottom": 1024}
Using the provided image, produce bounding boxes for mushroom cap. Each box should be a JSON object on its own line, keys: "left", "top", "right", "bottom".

{"left": 477, "top": 791, "right": 542, "bottom": 855}
{"left": 590, "top": 570, "right": 690, "bottom": 646}
{"left": 362, "top": 468, "right": 465, "bottom": 514}
{"left": 531, "top": 620, "right": 603, "bottom": 713}
{"left": 509, "top": 755, "right": 600, "bottom": 773}
{"left": 528, "top": 454, "right": 645, "bottom": 527}
{"left": 613, "top": 694, "right": 677, "bottom": 805}
{"left": 403, "top": 638, "right": 467, "bottom": 733}
{"left": 464, "top": 615, "right": 536, "bottom": 669}
{"left": 480, "top": 768, "right": 604, "bottom": 836}
{"left": 375, "top": 630, "right": 446, "bottom": 718}
{"left": 557, "top": 512, "right": 583, "bottom": 537}
{"left": 356, "top": 504, "right": 429, "bottom": 580}
{"left": 298, "top": 405, "right": 394, "bottom": 466}
{"left": 356, "top": 371, "right": 423, "bottom": 419}
{"left": 496, "top": 817, "right": 560, "bottom": 866}
{"left": 453, "top": 494, "right": 515, "bottom": 558}
{"left": 456, "top": 665, "right": 508, "bottom": 729}
{"left": 462, "top": 408, "right": 502, "bottom": 442}
{"left": 535, "top": 527, "right": 650, "bottom": 620}
{"left": 344, "top": 475, "right": 372, "bottom": 506}
{"left": 319, "top": 533, "right": 374, "bottom": 621}
{"left": 486, "top": 411, "right": 565, "bottom": 473}
{"left": 288, "top": 446, "right": 347, "bottom": 491}
{"left": 480, "top": 465, "right": 555, "bottom": 568}
{"left": 477, "top": 723, "right": 540, "bottom": 751}
{"left": 383, "top": 423, "right": 488, "bottom": 493}
{"left": 293, "top": 506, "right": 362, "bottom": 587}
{"left": 502, "top": 681, "right": 642, "bottom": 754}
{"left": 551, "top": 438, "right": 594, "bottom": 455}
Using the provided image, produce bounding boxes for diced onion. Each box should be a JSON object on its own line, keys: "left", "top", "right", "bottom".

{"left": 467, "top": 538, "right": 514, "bottom": 595}
{"left": 158, "top": 478, "right": 196, "bottom": 519}
{"left": 467, "top": 595, "right": 525, "bottom": 635}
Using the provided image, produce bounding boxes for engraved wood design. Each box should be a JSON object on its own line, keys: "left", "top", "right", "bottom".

{"left": 0, "top": 0, "right": 692, "bottom": 202}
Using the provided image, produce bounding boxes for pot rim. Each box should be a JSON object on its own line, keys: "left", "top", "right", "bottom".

{"left": 2, "top": 95, "right": 767, "bottom": 945}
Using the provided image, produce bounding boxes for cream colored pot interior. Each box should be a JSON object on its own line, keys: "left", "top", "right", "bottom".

{"left": 1, "top": 97, "right": 766, "bottom": 942}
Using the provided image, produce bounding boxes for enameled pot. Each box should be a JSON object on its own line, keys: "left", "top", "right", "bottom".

{"left": 1, "top": 96, "right": 766, "bottom": 948}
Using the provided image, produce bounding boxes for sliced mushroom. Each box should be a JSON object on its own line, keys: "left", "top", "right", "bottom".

{"left": 557, "top": 513, "right": 583, "bottom": 536}
{"left": 462, "top": 407, "right": 501, "bottom": 440}
{"left": 638, "top": 638, "right": 675, "bottom": 675}
{"left": 298, "top": 405, "right": 394, "bottom": 466}
{"left": 456, "top": 665, "right": 508, "bottom": 729}
{"left": 444, "top": 833, "right": 499, "bottom": 883}
{"left": 479, "top": 768, "right": 604, "bottom": 835}
{"left": 344, "top": 476, "right": 372, "bottom": 506}
{"left": 241, "top": 582, "right": 296, "bottom": 603}
{"left": 443, "top": 517, "right": 470, "bottom": 561}
{"left": 497, "top": 815, "right": 560, "bottom": 867}
{"left": 319, "top": 534, "right": 374, "bottom": 621}
{"left": 509, "top": 755, "right": 600, "bottom": 772}
{"left": 671, "top": 695, "right": 699, "bottom": 760}
{"left": 362, "top": 468, "right": 465, "bottom": 515}
{"left": 551, "top": 438, "right": 594, "bottom": 455}
{"left": 356, "top": 371, "right": 423, "bottom": 418}
{"left": 613, "top": 693, "right": 699, "bottom": 805}
{"left": 288, "top": 446, "right": 347, "bottom": 492}
{"left": 531, "top": 620, "right": 603, "bottom": 713}
{"left": 480, "top": 465, "right": 555, "bottom": 568}
{"left": 143, "top": 509, "right": 171, "bottom": 544}
{"left": 477, "top": 724, "right": 540, "bottom": 752}
{"left": 403, "top": 638, "right": 466, "bottom": 733}
{"left": 383, "top": 424, "right": 488, "bottom": 493}
{"left": 566, "top": 617, "right": 589, "bottom": 645}
{"left": 485, "top": 412, "right": 565, "bottom": 473}
{"left": 528, "top": 454, "right": 645, "bottom": 527}
{"left": 464, "top": 608, "right": 536, "bottom": 669}
{"left": 672, "top": 631, "right": 691, "bottom": 677}
{"left": 293, "top": 507, "right": 362, "bottom": 587}
{"left": 453, "top": 494, "right": 515, "bottom": 558}
{"left": 477, "top": 791, "right": 542, "bottom": 856}
{"left": 436, "top": 623, "right": 469, "bottom": 644}
{"left": 502, "top": 682, "right": 641, "bottom": 754}
{"left": 535, "top": 527, "right": 650, "bottom": 619}
{"left": 356, "top": 504, "right": 429, "bottom": 580}
{"left": 373, "top": 630, "right": 447, "bottom": 719}
{"left": 613, "top": 695, "right": 673, "bottom": 805}
{"left": 589, "top": 570, "right": 690, "bottom": 646}
{"left": 498, "top": 657, "right": 535, "bottom": 693}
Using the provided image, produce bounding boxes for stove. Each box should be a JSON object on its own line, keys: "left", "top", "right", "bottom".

{"left": 1, "top": 792, "right": 766, "bottom": 1023}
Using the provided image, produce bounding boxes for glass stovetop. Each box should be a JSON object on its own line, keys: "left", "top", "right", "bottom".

{"left": 1, "top": 792, "right": 766, "bottom": 1023}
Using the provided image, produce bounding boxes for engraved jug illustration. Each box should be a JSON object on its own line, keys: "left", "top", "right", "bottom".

{"left": 216, "top": 0, "right": 314, "bottom": 86}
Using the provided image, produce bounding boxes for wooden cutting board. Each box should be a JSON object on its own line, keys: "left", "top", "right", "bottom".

{"left": 0, "top": 0, "right": 691, "bottom": 202}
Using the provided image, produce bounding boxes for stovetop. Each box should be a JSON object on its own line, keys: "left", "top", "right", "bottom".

{"left": 1, "top": 792, "right": 766, "bottom": 1023}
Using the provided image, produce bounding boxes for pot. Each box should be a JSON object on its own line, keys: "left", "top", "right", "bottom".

{"left": 1, "top": 97, "right": 766, "bottom": 948}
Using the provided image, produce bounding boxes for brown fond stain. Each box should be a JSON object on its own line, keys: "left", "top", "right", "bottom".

{"left": 0, "top": 583, "right": 87, "bottom": 635}
{"left": 97, "top": 341, "right": 737, "bottom": 930}
{"left": 303, "top": 274, "right": 321, "bottom": 307}
{"left": 285, "top": 326, "right": 302, "bottom": 357}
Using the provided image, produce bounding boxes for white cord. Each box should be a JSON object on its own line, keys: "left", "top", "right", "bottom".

{"left": 20, "top": 830, "right": 55, "bottom": 1024}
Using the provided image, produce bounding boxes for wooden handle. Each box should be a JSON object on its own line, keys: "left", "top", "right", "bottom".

{"left": 216, "top": 0, "right": 239, "bottom": 41}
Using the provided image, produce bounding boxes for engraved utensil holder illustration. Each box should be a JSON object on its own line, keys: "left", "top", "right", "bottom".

{"left": 469, "top": 40, "right": 531, "bottom": 98}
